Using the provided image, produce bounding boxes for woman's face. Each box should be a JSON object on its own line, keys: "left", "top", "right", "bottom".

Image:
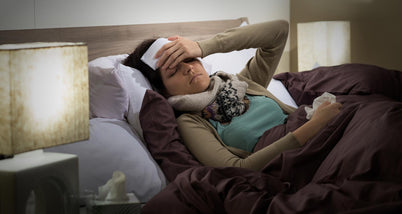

{"left": 160, "top": 59, "right": 210, "bottom": 96}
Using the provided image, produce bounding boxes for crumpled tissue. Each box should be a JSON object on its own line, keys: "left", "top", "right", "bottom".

{"left": 97, "top": 171, "right": 129, "bottom": 201}
{"left": 305, "top": 92, "right": 336, "bottom": 120}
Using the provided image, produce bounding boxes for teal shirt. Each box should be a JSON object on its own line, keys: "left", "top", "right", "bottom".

{"left": 209, "top": 95, "right": 288, "bottom": 152}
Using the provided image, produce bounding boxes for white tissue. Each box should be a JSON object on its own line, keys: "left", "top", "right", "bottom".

{"left": 141, "top": 38, "right": 170, "bottom": 70}
{"left": 305, "top": 92, "right": 336, "bottom": 120}
{"left": 97, "top": 171, "right": 129, "bottom": 201}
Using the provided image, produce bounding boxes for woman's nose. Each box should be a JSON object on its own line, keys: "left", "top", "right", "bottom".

{"left": 181, "top": 63, "right": 193, "bottom": 74}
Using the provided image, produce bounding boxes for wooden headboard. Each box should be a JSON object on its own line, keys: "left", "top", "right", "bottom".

{"left": 0, "top": 17, "right": 248, "bottom": 61}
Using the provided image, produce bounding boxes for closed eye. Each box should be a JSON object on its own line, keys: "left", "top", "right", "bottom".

{"left": 184, "top": 58, "right": 196, "bottom": 63}
{"left": 167, "top": 68, "right": 177, "bottom": 77}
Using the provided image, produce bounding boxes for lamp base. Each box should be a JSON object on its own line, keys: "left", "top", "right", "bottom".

{"left": 0, "top": 150, "right": 79, "bottom": 214}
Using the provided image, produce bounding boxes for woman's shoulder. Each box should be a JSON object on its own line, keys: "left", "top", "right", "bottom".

{"left": 177, "top": 113, "right": 219, "bottom": 137}
{"left": 177, "top": 113, "right": 205, "bottom": 124}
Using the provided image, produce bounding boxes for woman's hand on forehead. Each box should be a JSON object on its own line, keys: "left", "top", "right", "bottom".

{"left": 155, "top": 36, "right": 202, "bottom": 71}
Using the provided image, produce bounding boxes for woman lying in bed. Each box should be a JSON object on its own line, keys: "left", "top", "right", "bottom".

{"left": 124, "top": 20, "right": 342, "bottom": 170}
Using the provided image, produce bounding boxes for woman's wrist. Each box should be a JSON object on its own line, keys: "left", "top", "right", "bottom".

{"left": 292, "top": 119, "right": 326, "bottom": 146}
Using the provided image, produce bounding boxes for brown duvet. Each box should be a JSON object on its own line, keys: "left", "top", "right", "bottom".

{"left": 140, "top": 64, "right": 402, "bottom": 213}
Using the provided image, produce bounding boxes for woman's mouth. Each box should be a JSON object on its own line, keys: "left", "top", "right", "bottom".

{"left": 190, "top": 74, "right": 201, "bottom": 84}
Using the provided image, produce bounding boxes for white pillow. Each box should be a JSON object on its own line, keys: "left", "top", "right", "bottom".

{"left": 203, "top": 48, "right": 257, "bottom": 75}
{"left": 268, "top": 79, "right": 298, "bottom": 108}
{"left": 88, "top": 54, "right": 129, "bottom": 120}
{"left": 46, "top": 118, "right": 167, "bottom": 202}
{"left": 88, "top": 54, "right": 153, "bottom": 139}
{"left": 117, "top": 63, "right": 152, "bottom": 140}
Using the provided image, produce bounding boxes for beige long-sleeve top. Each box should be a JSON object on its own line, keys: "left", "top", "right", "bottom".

{"left": 177, "top": 20, "right": 301, "bottom": 171}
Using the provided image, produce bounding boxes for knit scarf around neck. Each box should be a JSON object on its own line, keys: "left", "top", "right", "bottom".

{"left": 168, "top": 72, "right": 248, "bottom": 123}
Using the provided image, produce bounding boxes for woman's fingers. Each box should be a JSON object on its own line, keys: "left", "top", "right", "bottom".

{"left": 155, "top": 36, "right": 182, "bottom": 69}
{"left": 325, "top": 102, "right": 342, "bottom": 112}
{"left": 155, "top": 41, "right": 178, "bottom": 69}
{"left": 317, "top": 101, "right": 342, "bottom": 111}
{"left": 333, "top": 102, "right": 342, "bottom": 110}
{"left": 155, "top": 37, "right": 202, "bottom": 70}
{"left": 168, "top": 36, "right": 180, "bottom": 41}
{"left": 154, "top": 36, "right": 180, "bottom": 59}
{"left": 311, "top": 101, "right": 342, "bottom": 124}
{"left": 161, "top": 47, "right": 184, "bottom": 70}
{"left": 318, "top": 101, "right": 331, "bottom": 108}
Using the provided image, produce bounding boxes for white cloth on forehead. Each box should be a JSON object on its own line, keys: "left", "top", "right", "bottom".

{"left": 141, "top": 38, "right": 171, "bottom": 70}
{"left": 140, "top": 37, "right": 213, "bottom": 74}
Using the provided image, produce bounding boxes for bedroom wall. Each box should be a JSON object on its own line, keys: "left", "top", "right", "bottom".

{"left": 0, "top": 0, "right": 289, "bottom": 29}
{"left": 290, "top": 0, "right": 402, "bottom": 72}
{"left": 0, "top": 0, "right": 291, "bottom": 73}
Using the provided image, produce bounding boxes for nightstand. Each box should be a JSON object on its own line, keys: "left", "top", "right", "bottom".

{"left": 0, "top": 150, "right": 79, "bottom": 214}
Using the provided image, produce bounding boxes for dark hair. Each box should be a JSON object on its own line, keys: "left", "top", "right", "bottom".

{"left": 123, "top": 39, "right": 166, "bottom": 94}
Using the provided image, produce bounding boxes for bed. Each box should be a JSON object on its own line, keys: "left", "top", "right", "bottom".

{"left": 1, "top": 18, "right": 401, "bottom": 213}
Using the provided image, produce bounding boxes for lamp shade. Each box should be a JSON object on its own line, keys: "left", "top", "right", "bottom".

{"left": 0, "top": 42, "right": 89, "bottom": 155}
{"left": 297, "top": 21, "right": 351, "bottom": 72}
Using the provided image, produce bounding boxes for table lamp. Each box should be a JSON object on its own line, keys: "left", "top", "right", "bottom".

{"left": 297, "top": 21, "right": 351, "bottom": 72}
{"left": 0, "top": 42, "right": 89, "bottom": 214}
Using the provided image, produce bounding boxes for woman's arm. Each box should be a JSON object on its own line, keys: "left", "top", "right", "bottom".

{"left": 178, "top": 101, "right": 342, "bottom": 171}
{"left": 177, "top": 114, "right": 300, "bottom": 171}
{"left": 293, "top": 101, "right": 342, "bottom": 145}
{"left": 199, "top": 20, "right": 289, "bottom": 88}
{"left": 155, "top": 20, "right": 288, "bottom": 88}
{"left": 157, "top": 21, "right": 341, "bottom": 170}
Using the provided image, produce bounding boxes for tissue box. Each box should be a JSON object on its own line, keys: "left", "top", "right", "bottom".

{"left": 87, "top": 193, "right": 142, "bottom": 214}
